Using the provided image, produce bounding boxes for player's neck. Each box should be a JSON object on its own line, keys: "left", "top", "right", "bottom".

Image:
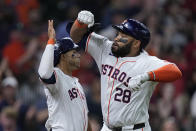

{"left": 57, "top": 63, "right": 73, "bottom": 76}
{"left": 126, "top": 50, "right": 140, "bottom": 57}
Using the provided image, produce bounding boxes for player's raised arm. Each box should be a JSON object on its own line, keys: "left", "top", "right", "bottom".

{"left": 87, "top": 119, "right": 92, "bottom": 131}
{"left": 70, "top": 11, "right": 94, "bottom": 43}
{"left": 38, "top": 20, "right": 56, "bottom": 83}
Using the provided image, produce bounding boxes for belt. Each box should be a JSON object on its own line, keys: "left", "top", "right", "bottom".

{"left": 110, "top": 123, "right": 145, "bottom": 131}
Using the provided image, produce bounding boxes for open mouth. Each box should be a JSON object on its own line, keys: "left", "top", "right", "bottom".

{"left": 112, "top": 42, "right": 119, "bottom": 47}
{"left": 112, "top": 42, "right": 119, "bottom": 51}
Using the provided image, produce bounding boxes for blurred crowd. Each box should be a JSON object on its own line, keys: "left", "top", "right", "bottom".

{"left": 0, "top": 0, "right": 195, "bottom": 131}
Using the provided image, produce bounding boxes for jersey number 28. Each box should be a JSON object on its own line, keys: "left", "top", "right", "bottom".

{"left": 114, "top": 87, "right": 131, "bottom": 103}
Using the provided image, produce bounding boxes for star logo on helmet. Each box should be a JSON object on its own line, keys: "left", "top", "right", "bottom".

{"left": 73, "top": 44, "right": 79, "bottom": 48}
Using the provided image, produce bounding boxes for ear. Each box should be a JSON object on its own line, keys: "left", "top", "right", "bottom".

{"left": 133, "top": 40, "right": 141, "bottom": 48}
{"left": 61, "top": 53, "right": 68, "bottom": 59}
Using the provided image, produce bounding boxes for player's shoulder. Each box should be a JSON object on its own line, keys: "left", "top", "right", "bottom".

{"left": 142, "top": 52, "right": 173, "bottom": 68}
{"left": 147, "top": 55, "right": 161, "bottom": 61}
{"left": 140, "top": 51, "right": 165, "bottom": 65}
{"left": 53, "top": 68, "right": 68, "bottom": 79}
{"left": 141, "top": 51, "right": 161, "bottom": 61}
{"left": 54, "top": 67, "right": 69, "bottom": 74}
{"left": 53, "top": 68, "right": 61, "bottom": 75}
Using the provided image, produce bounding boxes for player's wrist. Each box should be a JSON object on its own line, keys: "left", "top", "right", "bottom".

{"left": 74, "top": 19, "right": 88, "bottom": 28}
{"left": 142, "top": 72, "right": 150, "bottom": 81}
{"left": 47, "top": 38, "right": 55, "bottom": 45}
{"left": 148, "top": 71, "right": 156, "bottom": 81}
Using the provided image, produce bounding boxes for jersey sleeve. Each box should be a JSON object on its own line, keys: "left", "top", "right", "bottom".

{"left": 39, "top": 69, "right": 60, "bottom": 95}
{"left": 84, "top": 32, "right": 112, "bottom": 70}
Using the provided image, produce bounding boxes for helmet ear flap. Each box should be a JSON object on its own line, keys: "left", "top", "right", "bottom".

{"left": 54, "top": 42, "right": 62, "bottom": 66}
{"left": 54, "top": 49, "right": 61, "bottom": 67}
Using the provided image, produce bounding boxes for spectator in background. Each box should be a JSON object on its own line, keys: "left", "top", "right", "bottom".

{"left": 0, "top": 77, "right": 19, "bottom": 112}
{"left": 161, "top": 117, "right": 179, "bottom": 131}
{"left": 157, "top": 83, "right": 176, "bottom": 120}
{"left": 2, "top": 29, "right": 39, "bottom": 80}
{"left": 184, "top": 24, "right": 196, "bottom": 76}
{"left": 0, "top": 76, "right": 29, "bottom": 130}
{"left": 0, "top": 106, "right": 21, "bottom": 131}
{"left": 2, "top": 30, "right": 27, "bottom": 75}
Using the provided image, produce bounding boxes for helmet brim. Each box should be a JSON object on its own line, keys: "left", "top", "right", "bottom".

{"left": 112, "top": 25, "right": 132, "bottom": 37}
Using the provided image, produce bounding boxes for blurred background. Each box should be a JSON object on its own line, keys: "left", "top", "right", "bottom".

{"left": 0, "top": 0, "right": 195, "bottom": 131}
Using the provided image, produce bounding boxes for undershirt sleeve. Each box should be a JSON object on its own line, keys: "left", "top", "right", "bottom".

{"left": 148, "top": 64, "right": 182, "bottom": 82}
{"left": 38, "top": 44, "right": 56, "bottom": 84}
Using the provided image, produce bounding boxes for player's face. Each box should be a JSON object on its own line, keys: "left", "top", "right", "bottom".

{"left": 64, "top": 49, "right": 81, "bottom": 70}
{"left": 112, "top": 32, "right": 135, "bottom": 57}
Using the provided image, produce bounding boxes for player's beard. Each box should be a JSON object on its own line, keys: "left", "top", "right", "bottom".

{"left": 111, "top": 42, "right": 132, "bottom": 57}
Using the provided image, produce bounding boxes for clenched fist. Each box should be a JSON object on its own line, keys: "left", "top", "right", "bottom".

{"left": 77, "top": 10, "right": 94, "bottom": 28}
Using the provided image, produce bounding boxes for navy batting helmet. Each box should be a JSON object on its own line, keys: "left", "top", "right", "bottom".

{"left": 54, "top": 37, "right": 79, "bottom": 66}
{"left": 112, "top": 19, "right": 150, "bottom": 49}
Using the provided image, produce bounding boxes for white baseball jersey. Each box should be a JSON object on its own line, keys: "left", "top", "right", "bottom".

{"left": 43, "top": 68, "right": 88, "bottom": 131}
{"left": 84, "top": 32, "right": 171, "bottom": 128}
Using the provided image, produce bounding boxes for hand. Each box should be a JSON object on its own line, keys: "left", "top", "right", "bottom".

{"left": 48, "top": 20, "right": 55, "bottom": 39}
{"left": 77, "top": 10, "right": 94, "bottom": 28}
{"left": 128, "top": 73, "right": 149, "bottom": 92}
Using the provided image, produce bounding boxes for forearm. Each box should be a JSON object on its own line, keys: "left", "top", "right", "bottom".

{"left": 87, "top": 119, "right": 92, "bottom": 131}
{"left": 38, "top": 39, "right": 55, "bottom": 79}
{"left": 70, "top": 20, "right": 88, "bottom": 43}
{"left": 148, "top": 64, "right": 182, "bottom": 82}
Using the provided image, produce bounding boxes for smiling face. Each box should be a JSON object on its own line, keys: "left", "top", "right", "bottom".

{"left": 112, "top": 32, "right": 138, "bottom": 57}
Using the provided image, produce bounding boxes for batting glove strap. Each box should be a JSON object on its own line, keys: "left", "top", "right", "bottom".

{"left": 77, "top": 10, "right": 94, "bottom": 28}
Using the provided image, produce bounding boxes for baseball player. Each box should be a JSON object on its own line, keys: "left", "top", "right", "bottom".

{"left": 38, "top": 20, "right": 91, "bottom": 131}
{"left": 68, "top": 11, "right": 182, "bottom": 131}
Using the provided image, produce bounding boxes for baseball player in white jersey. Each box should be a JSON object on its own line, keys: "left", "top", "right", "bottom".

{"left": 69, "top": 11, "right": 182, "bottom": 131}
{"left": 38, "top": 20, "right": 92, "bottom": 131}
